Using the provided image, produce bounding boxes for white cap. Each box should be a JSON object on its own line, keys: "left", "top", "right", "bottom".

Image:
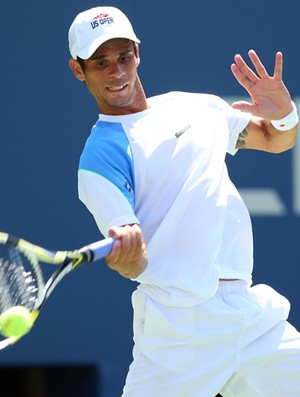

{"left": 68, "top": 6, "right": 140, "bottom": 59}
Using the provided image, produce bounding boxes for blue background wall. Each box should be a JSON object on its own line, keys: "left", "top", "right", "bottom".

{"left": 0, "top": 1, "right": 299, "bottom": 396}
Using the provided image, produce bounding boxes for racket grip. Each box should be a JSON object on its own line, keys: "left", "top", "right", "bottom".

{"left": 88, "top": 237, "right": 115, "bottom": 261}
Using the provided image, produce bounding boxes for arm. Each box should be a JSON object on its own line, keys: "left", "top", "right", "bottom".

{"left": 78, "top": 173, "right": 147, "bottom": 278}
{"left": 231, "top": 50, "right": 298, "bottom": 153}
{"left": 105, "top": 224, "right": 148, "bottom": 279}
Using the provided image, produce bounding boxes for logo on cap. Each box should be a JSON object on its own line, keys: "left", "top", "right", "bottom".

{"left": 91, "top": 13, "right": 114, "bottom": 29}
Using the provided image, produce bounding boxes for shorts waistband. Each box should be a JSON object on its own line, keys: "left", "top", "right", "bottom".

{"left": 216, "top": 280, "right": 251, "bottom": 295}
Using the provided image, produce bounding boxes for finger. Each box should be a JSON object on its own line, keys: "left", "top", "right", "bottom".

{"left": 108, "top": 226, "right": 122, "bottom": 238}
{"left": 113, "top": 224, "right": 141, "bottom": 259}
{"left": 119, "top": 225, "right": 135, "bottom": 255}
{"left": 273, "top": 51, "right": 283, "bottom": 80}
{"left": 231, "top": 63, "right": 254, "bottom": 92}
{"left": 231, "top": 100, "right": 256, "bottom": 114}
{"left": 233, "top": 53, "right": 260, "bottom": 84}
{"left": 248, "top": 49, "right": 270, "bottom": 79}
{"left": 105, "top": 238, "right": 122, "bottom": 265}
{"left": 124, "top": 224, "right": 143, "bottom": 259}
{"left": 107, "top": 226, "right": 125, "bottom": 261}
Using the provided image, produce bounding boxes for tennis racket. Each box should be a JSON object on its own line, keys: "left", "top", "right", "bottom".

{"left": 0, "top": 232, "right": 115, "bottom": 350}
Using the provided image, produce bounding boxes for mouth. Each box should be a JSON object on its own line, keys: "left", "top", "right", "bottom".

{"left": 106, "top": 83, "right": 128, "bottom": 92}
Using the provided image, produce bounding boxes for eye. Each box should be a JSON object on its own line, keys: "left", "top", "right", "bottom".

{"left": 96, "top": 60, "right": 107, "bottom": 68}
{"left": 89, "top": 58, "right": 107, "bottom": 68}
{"left": 120, "top": 55, "right": 132, "bottom": 64}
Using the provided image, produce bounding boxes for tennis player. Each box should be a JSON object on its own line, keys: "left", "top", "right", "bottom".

{"left": 68, "top": 6, "right": 300, "bottom": 397}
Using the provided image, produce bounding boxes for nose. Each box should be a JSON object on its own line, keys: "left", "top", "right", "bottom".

{"left": 109, "top": 62, "right": 125, "bottom": 78}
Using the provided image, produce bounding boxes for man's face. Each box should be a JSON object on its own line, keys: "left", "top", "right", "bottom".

{"left": 70, "top": 38, "right": 146, "bottom": 115}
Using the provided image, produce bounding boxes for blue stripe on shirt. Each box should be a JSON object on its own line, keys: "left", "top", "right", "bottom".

{"left": 79, "top": 121, "right": 135, "bottom": 209}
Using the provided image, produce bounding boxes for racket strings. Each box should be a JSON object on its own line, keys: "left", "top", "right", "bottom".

{"left": 0, "top": 260, "right": 35, "bottom": 311}
{"left": 0, "top": 260, "right": 16, "bottom": 310}
{"left": 18, "top": 246, "right": 44, "bottom": 305}
{"left": 0, "top": 246, "right": 41, "bottom": 313}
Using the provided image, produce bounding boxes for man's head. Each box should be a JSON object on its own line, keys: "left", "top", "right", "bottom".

{"left": 68, "top": 7, "right": 147, "bottom": 115}
{"left": 68, "top": 6, "right": 140, "bottom": 60}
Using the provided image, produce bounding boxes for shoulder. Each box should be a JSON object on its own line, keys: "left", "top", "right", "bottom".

{"left": 79, "top": 119, "right": 133, "bottom": 173}
{"left": 148, "top": 91, "right": 232, "bottom": 111}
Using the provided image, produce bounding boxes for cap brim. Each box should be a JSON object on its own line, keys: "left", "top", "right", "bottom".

{"left": 77, "top": 33, "right": 140, "bottom": 60}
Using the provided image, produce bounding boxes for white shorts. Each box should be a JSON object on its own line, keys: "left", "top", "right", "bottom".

{"left": 122, "top": 281, "right": 300, "bottom": 397}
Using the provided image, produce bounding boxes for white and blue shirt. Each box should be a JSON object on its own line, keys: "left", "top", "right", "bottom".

{"left": 78, "top": 92, "right": 252, "bottom": 305}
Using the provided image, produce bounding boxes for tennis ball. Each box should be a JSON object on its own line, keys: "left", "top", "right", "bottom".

{"left": 0, "top": 306, "right": 33, "bottom": 337}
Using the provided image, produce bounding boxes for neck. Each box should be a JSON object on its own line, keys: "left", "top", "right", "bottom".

{"left": 99, "top": 75, "right": 148, "bottom": 116}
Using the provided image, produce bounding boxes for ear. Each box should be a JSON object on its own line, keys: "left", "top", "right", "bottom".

{"left": 135, "top": 44, "right": 140, "bottom": 67}
{"left": 69, "top": 59, "right": 85, "bottom": 82}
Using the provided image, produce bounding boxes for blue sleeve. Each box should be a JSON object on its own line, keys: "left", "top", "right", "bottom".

{"left": 79, "top": 121, "right": 135, "bottom": 209}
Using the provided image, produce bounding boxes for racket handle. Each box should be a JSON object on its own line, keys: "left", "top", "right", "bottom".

{"left": 87, "top": 237, "right": 115, "bottom": 261}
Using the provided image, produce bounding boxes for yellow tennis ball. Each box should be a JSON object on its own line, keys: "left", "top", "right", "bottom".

{"left": 0, "top": 306, "right": 33, "bottom": 337}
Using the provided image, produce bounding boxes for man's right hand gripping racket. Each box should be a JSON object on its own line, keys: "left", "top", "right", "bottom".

{"left": 0, "top": 232, "right": 115, "bottom": 350}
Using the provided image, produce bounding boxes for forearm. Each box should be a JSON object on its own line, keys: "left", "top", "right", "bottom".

{"left": 266, "top": 102, "right": 299, "bottom": 152}
{"left": 243, "top": 117, "right": 298, "bottom": 153}
{"left": 262, "top": 119, "right": 298, "bottom": 153}
{"left": 237, "top": 106, "right": 298, "bottom": 154}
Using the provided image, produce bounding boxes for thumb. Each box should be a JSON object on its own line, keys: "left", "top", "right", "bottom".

{"left": 231, "top": 100, "right": 255, "bottom": 113}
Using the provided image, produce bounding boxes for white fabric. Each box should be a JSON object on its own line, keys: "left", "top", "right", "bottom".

{"left": 121, "top": 282, "right": 300, "bottom": 397}
{"left": 78, "top": 171, "right": 139, "bottom": 234}
{"left": 79, "top": 92, "right": 252, "bottom": 305}
{"left": 68, "top": 6, "right": 140, "bottom": 59}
